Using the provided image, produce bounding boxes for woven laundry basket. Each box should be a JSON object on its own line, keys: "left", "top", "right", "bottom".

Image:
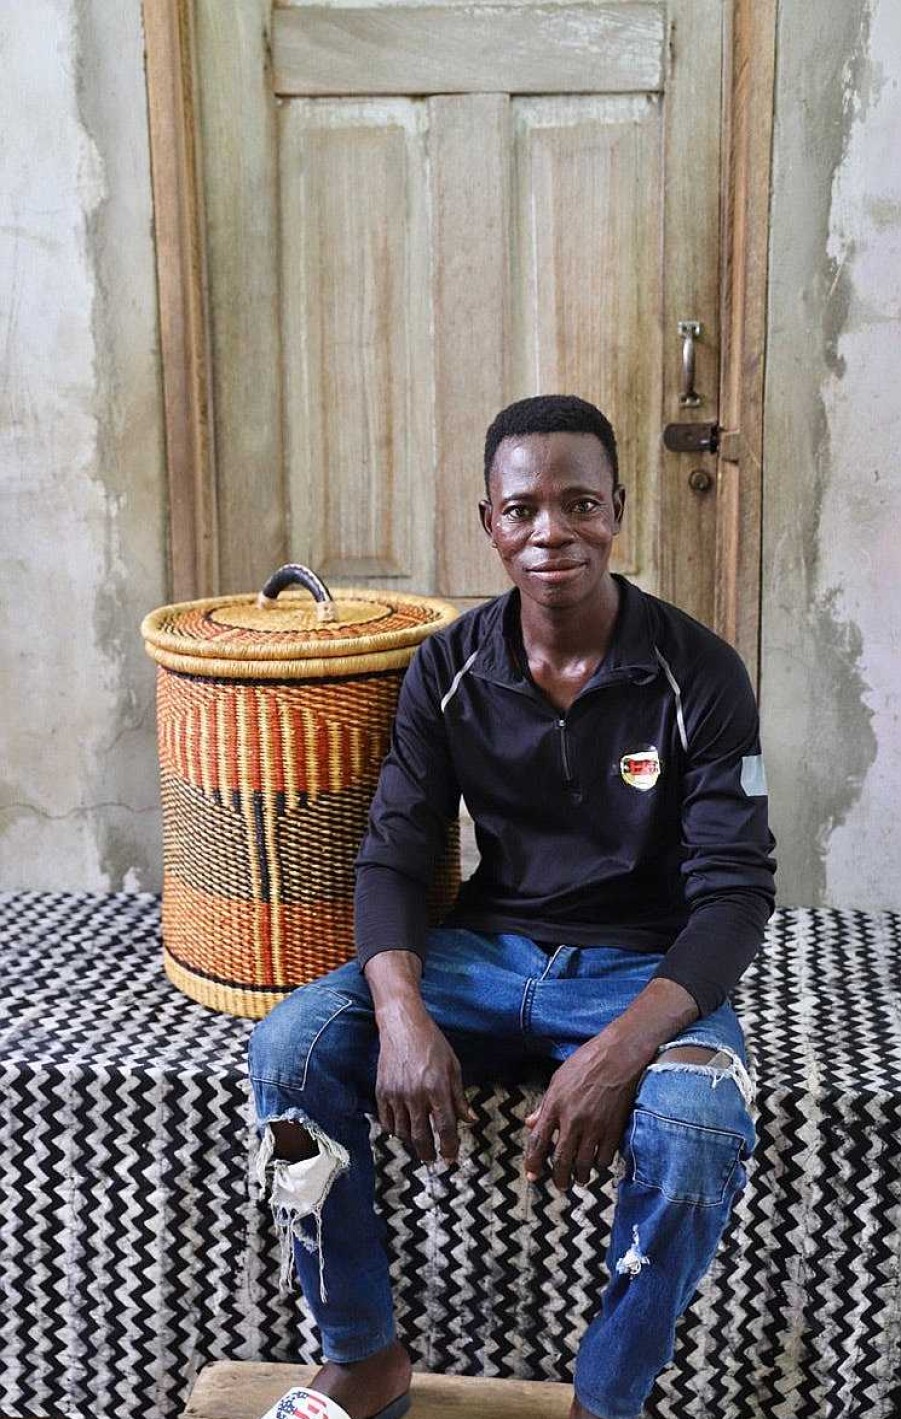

{"left": 141, "top": 564, "right": 460, "bottom": 1018}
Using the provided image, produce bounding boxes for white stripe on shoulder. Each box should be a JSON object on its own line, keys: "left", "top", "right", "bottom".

{"left": 653, "top": 645, "right": 689, "bottom": 753}
{"left": 440, "top": 649, "right": 480, "bottom": 713}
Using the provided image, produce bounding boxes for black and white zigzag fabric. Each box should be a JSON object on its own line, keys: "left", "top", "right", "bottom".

{"left": 0, "top": 894, "right": 899, "bottom": 1419}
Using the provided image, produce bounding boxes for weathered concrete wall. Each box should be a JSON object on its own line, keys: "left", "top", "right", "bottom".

{"left": 760, "top": 0, "right": 901, "bottom": 906}
{"left": 0, "top": 0, "right": 167, "bottom": 889}
{"left": 2, "top": 0, "right": 900, "bottom": 905}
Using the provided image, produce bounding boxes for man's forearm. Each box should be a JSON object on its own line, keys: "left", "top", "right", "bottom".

{"left": 600, "top": 977, "right": 700, "bottom": 1072}
{"left": 363, "top": 948, "right": 427, "bottom": 1028}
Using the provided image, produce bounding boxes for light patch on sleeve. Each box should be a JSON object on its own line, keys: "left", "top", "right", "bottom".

{"left": 740, "top": 754, "right": 768, "bottom": 797}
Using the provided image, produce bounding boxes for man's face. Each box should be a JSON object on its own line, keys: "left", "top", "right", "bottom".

{"left": 479, "top": 431, "right": 625, "bottom": 611}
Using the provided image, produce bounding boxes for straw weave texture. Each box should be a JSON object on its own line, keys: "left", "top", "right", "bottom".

{"left": 143, "top": 588, "right": 458, "bottom": 678}
{"left": 155, "top": 666, "right": 460, "bottom": 1017}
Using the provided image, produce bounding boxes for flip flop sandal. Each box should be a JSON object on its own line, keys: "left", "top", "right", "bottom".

{"left": 259, "top": 1386, "right": 412, "bottom": 1419}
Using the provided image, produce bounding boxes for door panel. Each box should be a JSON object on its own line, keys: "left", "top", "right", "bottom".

{"left": 193, "top": 0, "right": 727, "bottom": 623}
{"left": 279, "top": 90, "right": 664, "bottom": 597}
{"left": 430, "top": 94, "right": 511, "bottom": 598}
{"left": 195, "top": 0, "right": 284, "bottom": 594}
{"left": 511, "top": 95, "right": 664, "bottom": 584}
{"left": 271, "top": 4, "right": 666, "bottom": 95}
{"left": 280, "top": 99, "right": 432, "bottom": 584}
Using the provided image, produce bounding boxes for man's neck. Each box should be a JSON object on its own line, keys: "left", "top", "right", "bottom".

{"left": 518, "top": 574, "right": 621, "bottom": 670}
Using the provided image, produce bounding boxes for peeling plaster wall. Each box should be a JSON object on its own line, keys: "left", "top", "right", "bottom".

{"left": 0, "top": 1, "right": 167, "bottom": 889}
{"left": 2, "top": 0, "right": 900, "bottom": 906}
{"left": 761, "top": 0, "right": 901, "bottom": 906}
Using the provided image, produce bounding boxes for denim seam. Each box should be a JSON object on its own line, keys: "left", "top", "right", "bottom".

{"left": 322, "top": 1324, "right": 398, "bottom": 1366}
{"left": 521, "top": 945, "right": 564, "bottom": 1035}
{"left": 298, "top": 997, "right": 352, "bottom": 1090}
{"left": 631, "top": 1158, "right": 742, "bottom": 1208}
{"left": 631, "top": 1105, "right": 747, "bottom": 1147}
{"left": 248, "top": 996, "right": 352, "bottom": 1096}
{"left": 519, "top": 978, "right": 535, "bottom": 1034}
{"left": 573, "top": 1385, "right": 641, "bottom": 1419}
{"left": 248, "top": 1072, "right": 318, "bottom": 1094}
{"left": 538, "top": 945, "right": 565, "bottom": 980}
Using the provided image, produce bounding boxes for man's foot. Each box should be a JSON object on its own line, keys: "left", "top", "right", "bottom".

{"left": 308, "top": 1338, "right": 411, "bottom": 1419}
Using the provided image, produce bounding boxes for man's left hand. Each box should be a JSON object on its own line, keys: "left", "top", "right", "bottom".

{"left": 523, "top": 1034, "right": 650, "bottom": 1190}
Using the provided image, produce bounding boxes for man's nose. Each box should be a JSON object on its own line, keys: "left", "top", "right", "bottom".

{"left": 531, "top": 508, "right": 572, "bottom": 544}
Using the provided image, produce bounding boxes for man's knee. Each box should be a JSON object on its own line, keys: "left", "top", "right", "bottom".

{"left": 657, "top": 1045, "right": 719, "bottom": 1065}
{"left": 632, "top": 1041, "right": 757, "bottom": 1167}
{"left": 247, "top": 982, "right": 356, "bottom": 1091}
{"left": 270, "top": 1118, "right": 316, "bottom": 1161}
{"left": 626, "top": 1076, "right": 753, "bottom": 1207}
{"left": 648, "top": 1040, "right": 756, "bottom": 1111}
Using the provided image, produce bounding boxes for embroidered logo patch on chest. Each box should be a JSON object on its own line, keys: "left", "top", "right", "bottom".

{"left": 620, "top": 747, "right": 661, "bottom": 792}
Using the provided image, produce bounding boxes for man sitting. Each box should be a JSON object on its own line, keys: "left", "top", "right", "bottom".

{"left": 248, "top": 394, "right": 776, "bottom": 1419}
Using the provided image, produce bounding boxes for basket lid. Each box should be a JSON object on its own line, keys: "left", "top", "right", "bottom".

{"left": 141, "top": 564, "right": 459, "bottom": 679}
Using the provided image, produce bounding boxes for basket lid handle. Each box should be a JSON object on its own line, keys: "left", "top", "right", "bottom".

{"left": 257, "top": 564, "right": 338, "bottom": 623}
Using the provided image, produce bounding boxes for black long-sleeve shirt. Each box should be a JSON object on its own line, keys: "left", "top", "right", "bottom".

{"left": 355, "top": 575, "right": 776, "bottom": 1017}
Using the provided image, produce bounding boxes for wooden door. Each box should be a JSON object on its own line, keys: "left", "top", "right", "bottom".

{"left": 145, "top": 0, "right": 775, "bottom": 670}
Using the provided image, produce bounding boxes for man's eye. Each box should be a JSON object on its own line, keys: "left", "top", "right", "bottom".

{"left": 503, "top": 505, "right": 532, "bottom": 519}
{"left": 572, "top": 499, "right": 601, "bottom": 514}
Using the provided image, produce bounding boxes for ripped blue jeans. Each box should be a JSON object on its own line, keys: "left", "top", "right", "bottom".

{"left": 247, "top": 930, "right": 756, "bottom": 1419}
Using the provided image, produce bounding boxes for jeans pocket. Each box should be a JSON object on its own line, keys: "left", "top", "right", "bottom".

{"left": 628, "top": 1107, "right": 745, "bottom": 1206}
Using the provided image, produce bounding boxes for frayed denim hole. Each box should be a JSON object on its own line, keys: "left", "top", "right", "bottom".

{"left": 255, "top": 1109, "right": 350, "bottom": 1303}
{"left": 654, "top": 1039, "right": 756, "bottom": 1107}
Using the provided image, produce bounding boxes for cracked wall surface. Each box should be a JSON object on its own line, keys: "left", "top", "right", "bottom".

{"left": 760, "top": 0, "right": 901, "bottom": 906}
{"left": 1, "top": 0, "right": 900, "bottom": 903}
{"left": 0, "top": 0, "right": 167, "bottom": 889}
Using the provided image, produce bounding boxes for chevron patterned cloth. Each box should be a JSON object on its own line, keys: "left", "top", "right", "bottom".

{"left": 0, "top": 895, "right": 899, "bottom": 1419}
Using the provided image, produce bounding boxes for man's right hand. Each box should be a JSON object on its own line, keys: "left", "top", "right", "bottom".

{"left": 364, "top": 950, "right": 475, "bottom": 1165}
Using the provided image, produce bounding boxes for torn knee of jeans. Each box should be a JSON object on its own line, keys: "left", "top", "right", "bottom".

{"left": 256, "top": 1108, "right": 350, "bottom": 1303}
{"left": 615, "top": 1224, "right": 651, "bottom": 1278}
{"left": 650, "top": 1041, "right": 756, "bottom": 1108}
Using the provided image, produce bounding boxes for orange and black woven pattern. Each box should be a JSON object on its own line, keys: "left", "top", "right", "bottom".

{"left": 156, "top": 667, "right": 460, "bottom": 1018}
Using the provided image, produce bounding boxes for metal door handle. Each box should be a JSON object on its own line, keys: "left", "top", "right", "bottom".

{"left": 678, "top": 320, "right": 702, "bottom": 407}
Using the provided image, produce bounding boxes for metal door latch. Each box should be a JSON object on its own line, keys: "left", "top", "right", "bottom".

{"left": 662, "top": 421, "right": 720, "bottom": 454}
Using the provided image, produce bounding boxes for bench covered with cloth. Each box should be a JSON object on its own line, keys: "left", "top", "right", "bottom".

{"left": 0, "top": 893, "right": 899, "bottom": 1419}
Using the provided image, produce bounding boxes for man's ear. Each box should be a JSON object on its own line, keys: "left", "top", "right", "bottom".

{"left": 479, "top": 498, "right": 494, "bottom": 541}
{"left": 612, "top": 484, "right": 626, "bottom": 532}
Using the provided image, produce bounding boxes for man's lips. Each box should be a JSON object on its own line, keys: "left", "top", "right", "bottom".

{"left": 526, "top": 562, "right": 585, "bottom": 575}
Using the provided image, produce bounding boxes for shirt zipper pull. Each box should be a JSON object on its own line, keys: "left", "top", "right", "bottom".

{"left": 557, "top": 717, "right": 574, "bottom": 787}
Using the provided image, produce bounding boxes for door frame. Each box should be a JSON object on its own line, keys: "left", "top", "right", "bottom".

{"left": 142, "top": 0, "right": 776, "bottom": 684}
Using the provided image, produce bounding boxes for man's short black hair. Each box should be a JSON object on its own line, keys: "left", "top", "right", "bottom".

{"left": 483, "top": 394, "right": 619, "bottom": 494}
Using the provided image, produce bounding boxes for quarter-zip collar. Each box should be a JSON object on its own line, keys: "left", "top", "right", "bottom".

{"left": 470, "top": 573, "right": 661, "bottom": 696}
